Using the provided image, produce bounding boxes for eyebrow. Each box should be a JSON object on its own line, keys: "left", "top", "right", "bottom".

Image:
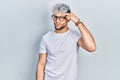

{"left": 52, "top": 15, "right": 67, "bottom": 17}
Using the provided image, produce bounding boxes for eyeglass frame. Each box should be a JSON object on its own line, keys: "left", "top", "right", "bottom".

{"left": 51, "top": 15, "right": 68, "bottom": 21}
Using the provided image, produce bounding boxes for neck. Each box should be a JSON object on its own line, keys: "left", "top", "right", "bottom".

{"left": 55, "top": 26, "right": 69, "bottom": 34}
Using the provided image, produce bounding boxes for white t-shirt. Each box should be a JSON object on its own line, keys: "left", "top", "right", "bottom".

{"left": 39, "top": 29, "right": 81, "bottom": 80}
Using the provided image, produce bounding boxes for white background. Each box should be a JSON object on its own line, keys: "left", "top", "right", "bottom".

{"left": 0, "top": 0, "right": 120, "bottom": 80}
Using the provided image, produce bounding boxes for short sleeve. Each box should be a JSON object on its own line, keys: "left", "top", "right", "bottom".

{"left": 39, "top": 37, "right": 47, "bottom": 54}
{"left": 74, "top": 30, "right": 82, "bottom": 42}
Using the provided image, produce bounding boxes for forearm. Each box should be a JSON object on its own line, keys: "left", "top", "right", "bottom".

{"left": 36, "top": 65, "right": 45, "bottom": 80}
{"left": 77, "top": 22, "right": 96, "bottom": 50}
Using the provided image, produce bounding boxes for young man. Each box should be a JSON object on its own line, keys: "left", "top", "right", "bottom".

{"left": 36, "top": 3, "right": 96, "bottom": 80}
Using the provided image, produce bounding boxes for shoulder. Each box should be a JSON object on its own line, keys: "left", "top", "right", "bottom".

{"left": 42, "top": 30, "right": 53, "bottom": 40}
{"left": 69, "top": 28, "right": 81, "bottom": 36}
{"left": 69, "top": 29, "right": 82, "bottom": 42}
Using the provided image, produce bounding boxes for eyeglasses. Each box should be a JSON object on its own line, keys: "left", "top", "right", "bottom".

{"left": 51, "top": 15, "right": 67, "bottom": 21}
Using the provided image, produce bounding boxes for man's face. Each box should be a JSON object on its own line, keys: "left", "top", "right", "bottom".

{"left": 52, "top": 12, "right": 69, "bottom": 30}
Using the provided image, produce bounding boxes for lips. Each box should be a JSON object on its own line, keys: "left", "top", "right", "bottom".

{"left": 55, "top": 23, "right": 61, "bottom": 27}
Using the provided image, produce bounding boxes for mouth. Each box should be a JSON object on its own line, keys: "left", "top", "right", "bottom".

{"left": 55, "top": 23, "right": 61, "bottom": 27}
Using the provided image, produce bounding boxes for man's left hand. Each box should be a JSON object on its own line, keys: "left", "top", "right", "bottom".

{"left": 66, "top": 12, "right": 79, "bottom": 23}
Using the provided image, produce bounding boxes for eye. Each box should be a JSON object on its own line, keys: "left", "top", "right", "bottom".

{"left": 54, "top": 16, "right": 58, "bottom": 18}
{"left": 63, "top": 15, "right": 67, "bottom": 18}
{"left": 52, "top": 15, "right": 58, "bottom": 19}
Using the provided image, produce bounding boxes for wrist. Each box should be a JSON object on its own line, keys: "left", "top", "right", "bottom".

{"left": 75, "top": 19, "right": 81, "bottom": 26}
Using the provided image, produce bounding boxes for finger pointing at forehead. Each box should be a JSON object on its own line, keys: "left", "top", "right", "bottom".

{"left": 65, "top": 13, "right": 71, "bottom": 20}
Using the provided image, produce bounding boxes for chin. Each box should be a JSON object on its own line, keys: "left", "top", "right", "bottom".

{"left": 55, "top": 27, "right": 61, "bottom": 30}
{"left": 55, "top": 26, "right": 61, "bottom": 29}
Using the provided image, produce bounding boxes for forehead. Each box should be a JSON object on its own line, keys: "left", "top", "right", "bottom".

{"left": 54, "top": 12, "right": 66, "bottom": 16}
